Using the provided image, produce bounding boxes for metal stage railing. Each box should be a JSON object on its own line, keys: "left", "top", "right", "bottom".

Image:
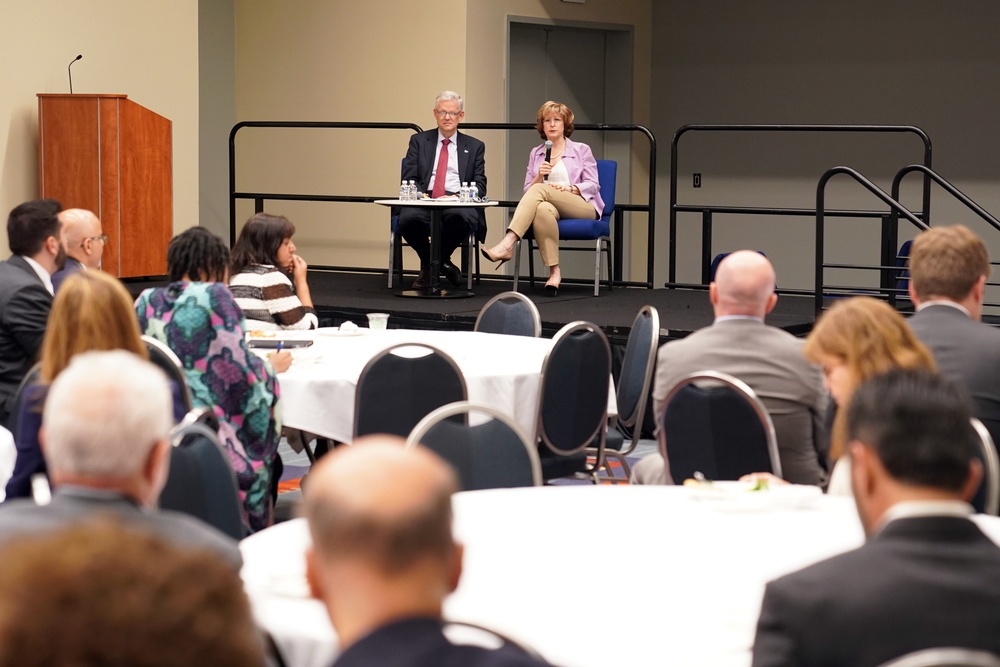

{"left": 229, "top": 121, "right": 656, "bottom": 289}
{"left": 668, "top": 124, "right": 934, "bottom": 289}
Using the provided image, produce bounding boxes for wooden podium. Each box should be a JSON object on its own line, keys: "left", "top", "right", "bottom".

{"left": 37, "top": 94, "right": 172, "bottom": 278}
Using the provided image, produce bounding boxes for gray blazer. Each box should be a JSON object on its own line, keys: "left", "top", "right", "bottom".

{"left": 647, "top": 318, "right": 828, "bottom": 486}
{"left": 0, "top": 256, "right": 52, "bottom": 425}
{"left": 752, "top": 515, "right": 1000, "bottom": 667}
{"left": 0, "top": 486, "right": 242, "bottom": 569}
{"left": 909, "top": 304, "right": 1000, "bottom": 446}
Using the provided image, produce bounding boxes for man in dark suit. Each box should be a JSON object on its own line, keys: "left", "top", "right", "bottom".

{"left": 907, "top": 224, "right": 1000, "bottom": 447}
{"left": 398, "top": 90, "right": 487, "bottom": 290}
{"left": 0, "top": 350, "right": 241, "bottom": 569}
{"left": 304, "top": 436, "right": 551, "bottom": 667}
{"left": 0, "top": 199, "right": 65, "bottom": 427}
{"left": 51, "top": 208, "right": 105, "bottom": 292}
{"left": 752, "top": 369, "right": 1000, "bottom": 667}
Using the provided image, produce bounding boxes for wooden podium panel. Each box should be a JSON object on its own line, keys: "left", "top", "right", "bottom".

{"left": 38, "top": 94, "right": 172, "bottom": 278}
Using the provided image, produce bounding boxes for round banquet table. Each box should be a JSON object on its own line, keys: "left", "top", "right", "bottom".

{"left": 237, "top": 485, "right": 1000, "bottom": 667}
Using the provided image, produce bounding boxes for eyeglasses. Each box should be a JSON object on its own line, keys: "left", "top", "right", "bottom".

{"left": 84, "top": 234, "right": 109, "bottom": 246}
{"left": 434, "top": 110, "right": 463, "bottom": 118}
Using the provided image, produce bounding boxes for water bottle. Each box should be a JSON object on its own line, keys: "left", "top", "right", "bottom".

{"left": 468, "top": 182, "right": 477, "bottom": 202}
{"left": 460, "top": 182, "right": 469, "bottom": 203}
{"left": 399, "top": 180, "right": 408, "bottom": 201}
{"left": 409, "top": 180, "right": 417, "bottom": 200}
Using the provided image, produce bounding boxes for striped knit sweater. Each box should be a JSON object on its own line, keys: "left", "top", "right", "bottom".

{"left": 229, "top": 264, "right": 318, "bottom": 331}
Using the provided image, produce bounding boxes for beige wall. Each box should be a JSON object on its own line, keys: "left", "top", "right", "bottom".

{"left": 0, "top": 0, "right": 199, "bottom": 256}
{"left": 232, "top": 0, "right": 651, "bottom": 273}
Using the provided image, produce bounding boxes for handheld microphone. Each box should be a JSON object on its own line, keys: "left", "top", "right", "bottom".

{"left": 68, "top": 54, "right": 82, "bottom": 94}
{"left": 543, "top": 140, "right": 553, "bottom": 182}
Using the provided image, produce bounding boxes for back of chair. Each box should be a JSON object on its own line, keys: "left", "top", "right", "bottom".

{"left": 595, "top": 159, "right": 617, "bottom": 222}
{"left": 160, "top": 408, "right": 245, "bottom": 540}
{"left": 407, "top": 401, "right": 541, "bottom": 489}
{"left": 354, "top": 343, "right": 467, "bottom": 439}
{"left": 6, "top": 362, "right": 40, "bottom": 440}
{"left": 878, "top": 648, "right": 1000, "bottom": 667}
{"left": 142, "top": 335, "right": 193, "bottom": 413}
{"left": 613, "top": 305, "right": 659, "bottom": 452}
{"left": 537, "top": 321, "right": 611, "bottom": 456}
{"left": 474, "top": 291, "right": 541, "bottom": 337}
{"left": 660, "top": 371, "right": 782, "bottom": 483}
{"left": 970, "top": 417, "right": 1000, "bottom": 515}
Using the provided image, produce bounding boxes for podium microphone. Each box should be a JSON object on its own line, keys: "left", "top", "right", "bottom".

{"left": 542, "top": 140, "right": 553, "bottom": 182}
{"left": 68, "top": 54, "right": 82, "bottom": 94}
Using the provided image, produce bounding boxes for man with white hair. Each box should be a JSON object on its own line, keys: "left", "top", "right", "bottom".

{"left": 51, "top": 208, "right": 105, "bottom": 292}
{"left": 396, "top": 90, "right": 487, "bottom": 290}
{"left": 632, "top": 250, "right": 828, "bottom": 486}
{"left": 0, "top": 350, "right": 241, "bottom": 567}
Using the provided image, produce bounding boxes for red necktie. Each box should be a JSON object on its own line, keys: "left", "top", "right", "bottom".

{"left": 431, "top": 138, "right": 450, "bottom": 199}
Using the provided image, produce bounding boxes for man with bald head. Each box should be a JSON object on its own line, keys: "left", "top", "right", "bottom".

{"left": 632, "top": 250, "right": 827, "bottom": 486}
{"left": 304, "top": 436, "right": 551, "bottom": 667}
{"left": 51, "top": 208, "right": 104, "bottom": 292}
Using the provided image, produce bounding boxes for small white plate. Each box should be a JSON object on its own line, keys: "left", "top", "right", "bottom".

{"left": 316, "top": 327, "right": 369, "bottom": 337}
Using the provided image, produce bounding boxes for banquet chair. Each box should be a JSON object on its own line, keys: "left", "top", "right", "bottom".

{"left": 353, "top": 343, "right": 467, "bottom": 440}
{"left": 473, "top": 291, "right": 541, "bottom": 337}
{"left": 142, "top": 335, "right": 193, "bottom": 413}
{"left": 5, "top": 362, "right": 40, "bottom": 441}
{"left": 659, "top": 370, "right": 782, "bottom": 483}
{"left": 387, "top": 159, "right": 481, "bottom": 289}
{"left": 970, "top": 417, "right": 1000, "bottom": 515}
{"left": 160, "top": 407, "right": 245, "bottom": 540}
{"left": 877, "top": 648, "right": 1000, "bottom": 667}
{"left": 600, "top": 305, "right": 659, "bottom": 481}
{"left": 535, "top": 321, "right": 611, "bottom": 483}
{"left": 513, "top": 159, "right": 616, "bottom": 296}
{"left": 406, "top": 401, "right": 541, "bottom": 490}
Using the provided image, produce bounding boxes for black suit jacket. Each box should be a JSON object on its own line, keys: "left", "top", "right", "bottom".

{"left": 752, "top": 515, "right": 1000, "bottom": 667}
{"left": 402, "top": 129, "right": 488, "bottom": 241}
{"left": 909, "top": 304, "right": 1000, "bottom": 444}
{"left": 0, "top": 255, "right": 52, "bottom": 424}
{"left": 333, "top": 617, "right": 551, "bottom": 667}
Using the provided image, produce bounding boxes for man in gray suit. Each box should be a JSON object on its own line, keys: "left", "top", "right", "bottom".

{"left": 0, "top": 350, "right": 241, "bottom": 568}
{"left": 752, "top": 370, "right": 1000, "bottom": 667}
{"left": 632, "top": 250, "right": 828, "bottom": 486}
{"left": 907, "top": 224, "right": 1000, "bottom": 447}
{"left": 0, "top": 199, "right": 64, "bottom": 427}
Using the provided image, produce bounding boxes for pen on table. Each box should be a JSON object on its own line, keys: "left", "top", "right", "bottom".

{"left": 276, "top": 341, "right": 283, "bottom": 353}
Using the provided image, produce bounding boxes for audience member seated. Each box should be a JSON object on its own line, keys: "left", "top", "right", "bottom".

{"left": 50, "top": 208, "right": 105, "bottom": 292}
{"left": 0, "top": 520, "right": 263, "bottom": 667}
{"left": 303, "top": 435, "right": 554, "bottom": 667}
{"left": 631, "top": 251, "right": 828, "bottom": 486}
{"left": 229, "top": 212, "right": 318, "bottom": 332}
{"left": 0, "top": 199, "right": 64, "bottom": 428}
{"left": 135, "top": 227, "right": 284, "bottom": 533}
{"left": 5, "top": 270, "right": 178, "bottom": 500}
{"left": 803, "top": 296, "right": 935, "bottom": 495}
{"left": 751, "top": 369, "right": 1000, "bottom": 667}
{"left": 482, "top": 100, "right": 602, "bottom": 296}
{"left": 0, "top": 351, "right": 241, "bottom": 567}
{"left": 907, "top": 224, "right": 1000, "bottom": 447}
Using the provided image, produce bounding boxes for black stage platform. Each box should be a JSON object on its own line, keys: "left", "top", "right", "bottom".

{"left": 127, "top": 271, "right": 819, "bottom": 346}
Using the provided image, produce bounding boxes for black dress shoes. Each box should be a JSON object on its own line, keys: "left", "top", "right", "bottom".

{"left": 441, "top": 260, "right": 463, "bottom": 287}
{"left": 411, "top": 270, "right": 431, "bottom": 290}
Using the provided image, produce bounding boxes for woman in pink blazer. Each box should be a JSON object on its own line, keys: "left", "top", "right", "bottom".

{"left": 482, "top": 101, "right": 604, "bottom": 295}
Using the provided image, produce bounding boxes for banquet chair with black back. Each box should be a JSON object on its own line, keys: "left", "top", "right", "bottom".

{"left": 536, "top": 321, "right": 612, "bottom": 483}
{"left": 659, "top": 370, "right": 782, "bottom": 484}
{"left": 600, "top": 305, "right": 659, "bottom": 481}
{"left": 877, "top": 648, "right": 1000, "bottom": 667}
{"left": 160, "top": 407, "right": 245, "bottom": 540}
{"left": 353, "top": 343, "right": 467, "bottom": 440}
{"left": 5, "top": 362, "right": 40, "bottom": 440}
{"left": 406, "top": 401, "right": 541, "bottom": 490}
{"left": 970, "top": 418, "right": 1000, "bottom": 516}
{"left": 141, "top": 335, "right": 193, "bottom": 413}
{"left": 473, "top": 291, "right": 541, "bottom": 338}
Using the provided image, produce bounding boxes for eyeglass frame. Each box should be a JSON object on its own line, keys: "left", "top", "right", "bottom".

{"left": 434, "top": 109, "right": 463, "bottom": 119}
{"left": 83, "top": 234, "right": 109, "bottom": 246}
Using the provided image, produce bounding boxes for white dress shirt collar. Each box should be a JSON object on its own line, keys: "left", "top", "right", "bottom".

{"left": 21, "top": 255, "right": 54, "bottom": 296}
{"left": 875, "top": 499, "right": 973, "bottom": 534}
{"left": 916, "top": 299, "right": 971, "bottom": 317}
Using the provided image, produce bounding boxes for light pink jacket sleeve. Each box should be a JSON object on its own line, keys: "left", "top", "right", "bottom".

{"left": 523, "top": 138, "right": 605, "bottom": 217}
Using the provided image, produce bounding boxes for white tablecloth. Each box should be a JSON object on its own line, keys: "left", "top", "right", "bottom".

{"left": 268, "top": 328, "right": 614, "bottom": 443}
{"left": 240, "top": 485, "right": 1000, "bottom": 667}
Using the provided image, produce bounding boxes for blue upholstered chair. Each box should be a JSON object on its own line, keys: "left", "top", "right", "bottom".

{"left": 513, "top": 159, "right": 617, "bottom": 296}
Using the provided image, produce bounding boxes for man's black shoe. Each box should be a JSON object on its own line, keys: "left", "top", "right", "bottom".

{"left": 441, "top": 260, "right": 463, "bottom": 287}
{"left": 411, "top": 270, "right": 431, "bottom": 290}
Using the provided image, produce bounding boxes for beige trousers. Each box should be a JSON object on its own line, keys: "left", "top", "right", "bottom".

{"left": 507, "top": 183, "right": 598, "bottom": 267}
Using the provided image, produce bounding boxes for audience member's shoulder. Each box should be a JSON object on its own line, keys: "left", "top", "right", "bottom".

{"left": 144, "top": 508, "right": 243, "bottom": 568}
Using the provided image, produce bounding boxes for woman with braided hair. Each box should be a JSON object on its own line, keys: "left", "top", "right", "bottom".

{"left": 134, "top": 227, "right": 284, "bottom": 533}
